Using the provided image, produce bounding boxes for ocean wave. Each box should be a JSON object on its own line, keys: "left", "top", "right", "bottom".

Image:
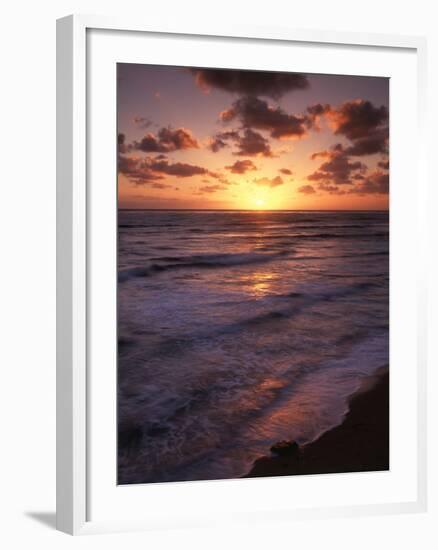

{"left": 118, "top": 251, "right": 289, "bottom": 282}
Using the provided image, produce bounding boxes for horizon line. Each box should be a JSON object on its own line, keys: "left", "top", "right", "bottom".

{"left": 118, "top": 208, "right": 389, "bottom": 212}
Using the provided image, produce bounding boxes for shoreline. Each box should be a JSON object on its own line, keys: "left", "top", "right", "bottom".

{"left": 245, "top": 367, "right": 389, "bottom": 478}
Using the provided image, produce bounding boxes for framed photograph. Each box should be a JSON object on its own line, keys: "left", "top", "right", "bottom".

{"left": 57, "top": 15, "right": 427, "bottom": 535}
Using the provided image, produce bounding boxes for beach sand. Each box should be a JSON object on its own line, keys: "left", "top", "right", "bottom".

{"left": 245, "top": 367, "right": 389, "bottom": 478}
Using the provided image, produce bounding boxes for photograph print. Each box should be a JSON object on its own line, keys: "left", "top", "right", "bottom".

{"left": 117, "top": 64, "right": 389, "bottom": 485}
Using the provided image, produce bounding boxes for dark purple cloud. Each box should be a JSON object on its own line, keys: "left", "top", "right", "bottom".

{"left": 308, "top": 100, "right": 389, "bottom": 157}
{"left": 209, "top": 128, "right": 273, "bottom": 157}
{"left": 225, "top": 159, "right": 257, "bottom": 174}
{"left": 351, "top": 171, "right": 389, "bottom": 194}
{"left": 344, "top": 127, "right": 388, "bottom": 156}
{"left": 190, "top": 68, "right": 309, "bottom": 99}
{"left": 118, "top": 152, "right": 212, "bottom": 185}
{"left": 208, "top": 130, "right": 240, "bottom": 152}
{"left": 308, "top": 146, "right": 366, "bottom": 186}
{"left": 328, "top": 99, "right": 388, "bottom": 140}
{"left": 234, "top": 128, "right": 273, "bottom": 157}
{"left": 306, "top": 103, "right": 331, "bottom": 130}
{"left": 148, "top": 159, "right": 208, "bottom": 177}
{"left": 133, "top": 127, "right": 200, "bottom": 153}
{"left": 220, "top": 96, "right": 309, "bottom": 139}
{"left": 118, "top": 155, "right": 164, "bottom": 185}
{"left": 317, "top": 182, "right": 345, "bottom": 195}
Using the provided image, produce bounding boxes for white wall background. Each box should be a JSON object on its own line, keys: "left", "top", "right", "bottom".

{"left": 0, "top": 0, "right": 436, "bottom": 547}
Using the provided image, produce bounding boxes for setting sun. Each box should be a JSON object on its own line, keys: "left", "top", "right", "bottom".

{"left": 255, "top": 198, "right": 266, "bottom": 209}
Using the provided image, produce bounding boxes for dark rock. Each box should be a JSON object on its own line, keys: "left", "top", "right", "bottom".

{"left": 270, "top": 440, "right": 299, "bottom": 457}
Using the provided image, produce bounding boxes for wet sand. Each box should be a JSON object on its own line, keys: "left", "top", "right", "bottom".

{"left": 246, "top": 368, "right": 389, "bottom": 478}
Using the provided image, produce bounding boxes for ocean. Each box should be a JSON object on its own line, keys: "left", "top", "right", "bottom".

{"left": 117, "top": 210, "right": 389, "bottom": 484}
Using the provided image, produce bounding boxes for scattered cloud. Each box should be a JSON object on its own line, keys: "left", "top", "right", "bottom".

{"left": 279, "top": 168, "right": 293, "bottom": 175}
{"left": 150, "top": 182, "right": 171, "bottom": 189}
{"left": 208, "top": 130, "right": 240, "bottom": 152}
{"left": 327, "top": 99, "right": 389, "bottom": 156}
{"left": 234, "top": 128, "right": 274, "bottom": 157}
{"left": 377, "top": 159, "right": 389, "bottom": 170}
{"left": 308, "top": 145, "right": 367, "bottom": 186}
{"left": 197, "top": 184, "right": 228, "bottom": 194}
{"left": 225, "top": 159, "right": 257, "bottom": 174}
{"left": 133, "top": 127, "right": 200, "bottom": 153}
{"left": 328, "top": 99, "right": 388, "bottom": 141}
{"left": 306, "top": 103, "right": 331, "bottom": 130}
{"left": 351, "top": 170, "right": 389, "bottom": 195}
{"left": 220, "top": 96, "right": 309, "bottom": 139}
{"left": 118, "top": 152, "right": 212, "bottom": 185}
{"left": 133, "top": 116, "right": 153, "bottom": 129}
{"left": 209, "top": 128, "right": 273, "bottom": 157}
{"left": 253, "top": 175, "right": 284, "bottom": 188}
{"left": 149, "top": 159, "right": 208, "bottom": 178}
{"left": 298, "top": 184, "right": 316, "bottom": 194}
{"left": 118, "top": 133, "right": 130, "bottom": 154}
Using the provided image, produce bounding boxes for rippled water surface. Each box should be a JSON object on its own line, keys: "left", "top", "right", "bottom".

{"left": 117, "top": 210, "right": 389, "bottom": 484}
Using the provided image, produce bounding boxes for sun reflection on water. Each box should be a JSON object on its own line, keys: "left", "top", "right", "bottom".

{"left": 239, "top": 270, "right": 277, "bottom": 297}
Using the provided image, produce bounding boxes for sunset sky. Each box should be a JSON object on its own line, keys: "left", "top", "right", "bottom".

{"left": 118, "top": 64, "right": 389, "bottom": 210}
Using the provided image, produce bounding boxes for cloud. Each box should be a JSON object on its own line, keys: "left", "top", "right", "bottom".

{"left": 351, "top": 170, "right": 389, "bottom": 195}
{"left": 328, "top": 99, "right": 388, "bottom": 140}
{"left": 307, "top": 98, "right": 389, "bottom": 192}
{"left": 209, "top": 128, "right": 273, "bottom": 157}
{"left": 118, "top": 153, "right": 211, "bottom": 185}
{"left": 307, "top": 100, "right": 389, "bottom": 157}
{"left": 317, "top": 183, "right": 345, "bottom": 194}
{"left": 306, "top": 103, "right": 331, "bottom": 129}
{"left": 133, "top": 127, "right": 200, "bottom": 153}
{"left": 310, "top": 150, "right": 330, "bottom": 160}
{"left": 148, "top": 159, "right": 208, "bottom": 178}
{"left": 208, "top": 130, "right": 240, "bottom": 152}
{"left": 344, "top": 127, "right": 389, "bottom": 156}
{"left": 150, "top": 182, "right": 171, "bottom": 189}
{"left": 298, "top": 184, "right": 316, "bottom": 194}
{"left": 253, "top": 175, "right": 284, "bottom": 188}
{"left": 118, "top": 133, "right": 130, "bottom": 154}
{"left": 314, "top": 170, "right": 389, "bottom": 196}
{"left": 197, "top": 184, "right": 228, "bottom": 194}
{"left": 325, "top": 99, "right": 389, "bottom": 156}
{"left": 133, "top": 116, "right": 153, "bottom": 129}
{"left": 220, "top": 96, "right": 309, "bottom": 139}
{"left": 189, "top": 68, "right": 309, "bottom": 99}
{"left": 225, "top": 159, "right": 257, "bottom": 174}
{"left": 308, "top": 145, "right": 366, "bottom": 186}
{"left": 234, "top": 128, "right": 274, "bottom": 157}
{"left": 118, "top": 155, "right": 164, "bottom": 184}
{"left": 279, "top": 168, "right": 293, "bottom": 175}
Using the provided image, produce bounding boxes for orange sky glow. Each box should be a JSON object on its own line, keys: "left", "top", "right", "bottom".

{"left": 118, "top": 65, "right": 389, "bottom": 210}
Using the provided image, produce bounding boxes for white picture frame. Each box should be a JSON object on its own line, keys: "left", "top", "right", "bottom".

{"left": 56, "top": 14, "right": 428, "bottom": 535}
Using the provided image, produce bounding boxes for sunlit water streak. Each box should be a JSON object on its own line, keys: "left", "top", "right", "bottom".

{"left": 117, "top": 210, "right": 389, "bottom": 484}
